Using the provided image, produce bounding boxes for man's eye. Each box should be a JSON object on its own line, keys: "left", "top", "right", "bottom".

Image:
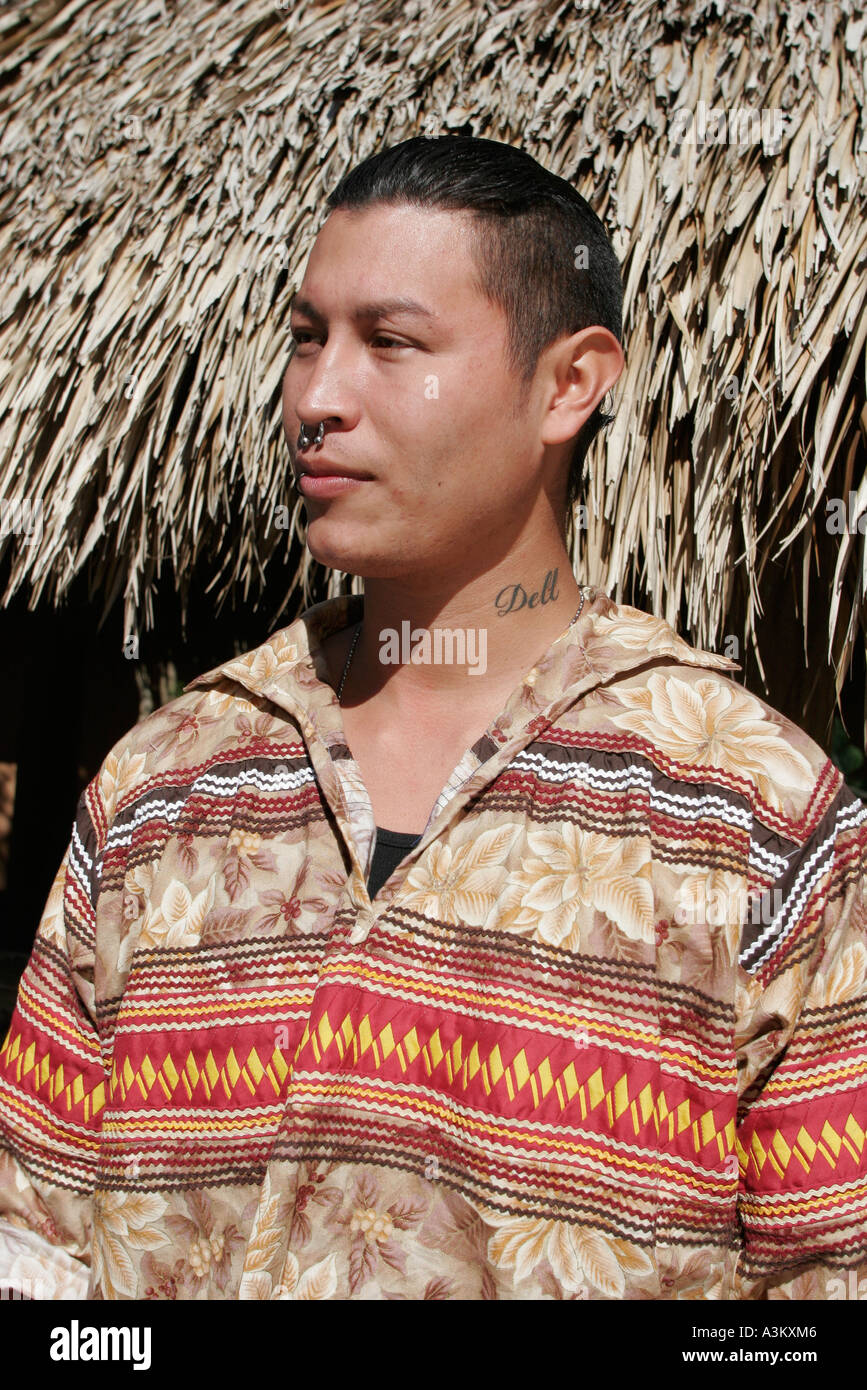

{"left": 289, "top": 331, "right": 410, "bottom": 352}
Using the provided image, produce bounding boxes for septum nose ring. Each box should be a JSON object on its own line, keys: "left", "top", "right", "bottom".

{"left": 297, "top": 421, "right": 325, "bottom": 450}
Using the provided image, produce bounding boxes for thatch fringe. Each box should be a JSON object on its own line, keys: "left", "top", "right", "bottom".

{"left": 0, "top": 0, "right": 864, "bottom": 720}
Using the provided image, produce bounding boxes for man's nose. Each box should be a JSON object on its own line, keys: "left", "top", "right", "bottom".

{"left": 291, "top": 336, "right": 361, "bottom": 430}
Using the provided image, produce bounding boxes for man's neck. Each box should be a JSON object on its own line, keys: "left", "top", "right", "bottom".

{"left": 341, "top": 538, "right": 583, "bottom": 703}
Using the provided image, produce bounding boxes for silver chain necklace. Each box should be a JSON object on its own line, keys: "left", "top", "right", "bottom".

{"left": 337, "top": 621, "right": 363, "bottom": 702}
{"left": 336, "top": 588, "right": 586, "bottom": 704}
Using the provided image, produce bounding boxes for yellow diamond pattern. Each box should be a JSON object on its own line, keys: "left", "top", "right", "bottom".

{"left": 283, "top": 1011, "right": 739, "bottom": 1160}
{"left": 1, "top": 1015, "right": 739, "bottom": 1159}
{"left": 736, "top": 1112, "right": 867, "bottom": 1181}
{"left": 0, "top": 1031, "right": 105, "bottom": 1122}
{"left": 10, "top": 1014, "right": 855, "bottom": 1181}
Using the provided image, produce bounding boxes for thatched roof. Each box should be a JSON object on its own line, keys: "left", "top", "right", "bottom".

{"left": 0, "top": 0, "right": 865, "bottom": 723}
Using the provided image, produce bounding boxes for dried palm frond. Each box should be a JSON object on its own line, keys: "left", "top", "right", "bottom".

{"left": 0, "top": 0, "right": 864, "bottom": 736}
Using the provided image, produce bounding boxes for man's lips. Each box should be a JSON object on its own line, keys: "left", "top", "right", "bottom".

{"left": 295, "top": 455, "right": 375, "bottom": 481}
{"left": 295, "top": 456, "right": 375, "bottom": 499}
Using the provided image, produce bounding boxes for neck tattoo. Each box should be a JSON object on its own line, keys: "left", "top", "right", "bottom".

{"left": 336, "top": 588, "right": 586, "bottom": 706}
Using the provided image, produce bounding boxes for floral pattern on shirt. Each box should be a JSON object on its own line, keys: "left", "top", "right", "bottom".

{"left": 1, "top": 588, "right": 865, "bottom": 1300}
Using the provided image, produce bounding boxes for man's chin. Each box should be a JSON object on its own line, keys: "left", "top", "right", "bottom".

{"left": 304, "top": 518, "right": 408, "bottom": 580}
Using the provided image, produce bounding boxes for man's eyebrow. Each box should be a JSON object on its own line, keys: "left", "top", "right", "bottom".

{"left": 353, "top": 297, "right": 439, "bottom": 324}
{"left": 288, "top": 294, "right": 438, "bottom": 325}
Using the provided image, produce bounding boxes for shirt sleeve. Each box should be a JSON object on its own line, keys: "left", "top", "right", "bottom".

{"left": 733, "top": 780, "right": 867, "bottom": 1298}
{"left": 0, "top": 786, "right": 106, "bottom": 1299}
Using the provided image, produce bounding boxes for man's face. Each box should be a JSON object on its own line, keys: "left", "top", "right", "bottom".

{"left": 281, "top": 202, "right": 559, "bottom": 581}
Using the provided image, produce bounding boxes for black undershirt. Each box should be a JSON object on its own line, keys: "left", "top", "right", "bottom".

{"left": 367, "top": 826, "right": 423, "bottom": 900}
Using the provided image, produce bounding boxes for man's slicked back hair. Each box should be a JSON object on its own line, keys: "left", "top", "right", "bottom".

{"left": 325, "top": 134, "right": 624, "bottom": 511}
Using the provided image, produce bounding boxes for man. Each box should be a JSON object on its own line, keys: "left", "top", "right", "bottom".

{"left": 0, "top": 135, "right": 865, "bottom": 1300}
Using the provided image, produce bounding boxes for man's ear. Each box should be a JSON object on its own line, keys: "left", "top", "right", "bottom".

{"left": 539, "top": 327, "right": 624, "bottom": 448}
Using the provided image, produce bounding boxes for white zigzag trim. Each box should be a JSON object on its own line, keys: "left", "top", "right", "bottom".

{"left": 69, "top": 821, "right": 92, "bottom": 872}
{"left": 104, "top": 764, "right": 316, "bottom": 850}
{"left": 742, "top": 799, "right": 867, "bottom": 972}
{"left": 741, "top": 832, "right": 836, "bottom": 972}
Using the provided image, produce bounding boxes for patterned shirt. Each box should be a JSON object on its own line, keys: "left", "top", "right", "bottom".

{"left": 1, "top": 586, "right": 866, "bottom": 1301}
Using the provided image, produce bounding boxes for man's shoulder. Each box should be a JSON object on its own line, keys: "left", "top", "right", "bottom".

{"left": 618, "top": 661, "right": 846, "bottom": 828}
{"left": 564, "top": 598, "right": 847, "bottom": 832}
{"left": 86, "top": 667, "right": 310, "bottom": 836}
{"left": 84, "top": 597, "right": 352, "bottom": 830}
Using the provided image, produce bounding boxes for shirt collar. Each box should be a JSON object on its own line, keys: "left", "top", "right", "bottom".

{"left": 186, "top": 593, "right": 359, "bottom": 695}
{"left": 185, "top": 584, "right": 738, "bottom": 754}
{"left": 185, "top": 588, "right": 739, "bottom": 868}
